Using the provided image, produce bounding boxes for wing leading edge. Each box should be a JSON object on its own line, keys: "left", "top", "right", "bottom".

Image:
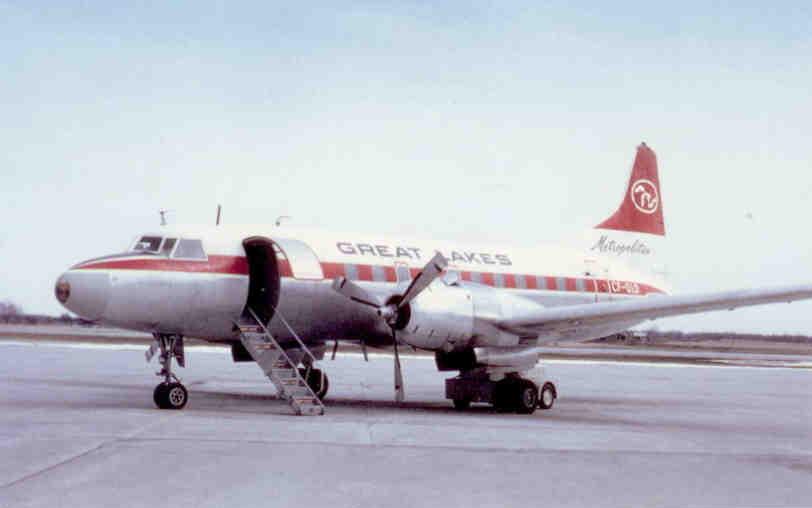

{"left": 492, "top": 284, "right": 812, "bottom": 338}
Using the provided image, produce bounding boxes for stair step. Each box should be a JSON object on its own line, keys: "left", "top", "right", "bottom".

{"left": 292, "top": 396, "right": 319, "bottom": 405}
{"left": 288, "top": 386, "right": 313, "bottom": 395}
{"left": 297, "top": 405, "right": 324, "bottom": 416}
{"left": 238, "top": 326, "right": 262, "bottom": 334}
{"left": 253, "top": 343, "right": 278, "bottom": 351}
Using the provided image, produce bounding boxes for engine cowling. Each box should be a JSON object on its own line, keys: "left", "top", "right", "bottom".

{"left": 435, "top": 347, "right": 539, "bottom": 371}
{"left": 393, "top": 279, "right": 544, "bottom": 351}
{"left": 394, "top": 282, "right": 474, "bottom": 350}
{"left": 467, "top": 283, "right": 544, "bottom": 347}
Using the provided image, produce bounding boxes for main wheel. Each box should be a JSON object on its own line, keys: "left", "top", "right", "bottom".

{"left": 300, "top": 368, "right": 329, "bottom": 400}
{"left": 538, "top": 382, "right": 556, "bottom": 410}
{"left": 154, "top": 382, "right": 188, "bottom": 410}
{"left": 515, "top": 380, "right": 538, "bottom": 414}
{"left": 453, "top": 398, "right": 472, "bottom": 410}
{"left": 493, "top": 378, "right": 518, "bottom": 413}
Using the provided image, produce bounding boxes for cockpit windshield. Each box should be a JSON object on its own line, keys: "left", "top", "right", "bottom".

{"left": 132, "top": 236, "right": 163, "bottom": 253}
{"left": 131, "top": 236, "right": 178, "bottom": 257}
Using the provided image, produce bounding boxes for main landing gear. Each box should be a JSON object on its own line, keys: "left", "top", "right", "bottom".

{"left": 147, "top": 334, "right": 188, "bottom": 410}
{"left": 299, "top": 366, "right": 329, "bottom": 400}
{"left": 446, "top": 370, "right": 557, "bottom": 415}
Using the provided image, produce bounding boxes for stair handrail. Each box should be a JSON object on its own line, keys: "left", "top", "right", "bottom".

{"left": 262, "top": 304, "right": 319, "bottom": 366}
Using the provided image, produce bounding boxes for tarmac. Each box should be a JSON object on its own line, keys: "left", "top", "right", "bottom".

{"left": 1, "top": 339, "right": 811, "bottom": 508}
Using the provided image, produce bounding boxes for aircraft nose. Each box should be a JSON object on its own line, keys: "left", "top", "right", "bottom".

{"left": 55, "top": 269, "right": 111, "bottom": 320}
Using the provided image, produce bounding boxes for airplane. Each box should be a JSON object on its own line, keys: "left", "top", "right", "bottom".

{"left": 54, "top": 143, "right": 812, "bottom": 415}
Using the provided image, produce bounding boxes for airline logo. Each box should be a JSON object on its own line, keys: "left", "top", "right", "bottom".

{"left": 591, "top": 235, "right": 652, "bottom": 256}
{"left": 631, "top": 179, "right": 659, "bottom": 214}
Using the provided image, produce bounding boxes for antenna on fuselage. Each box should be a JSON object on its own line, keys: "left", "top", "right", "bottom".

{"left": 159, "top": 209, "right": 169, "bottom": 226}
{"left": 275, "top": 215, "right": 291, "bottom": 227}
{"left": 216, "top": 204, "right": 222, "bottom": 226}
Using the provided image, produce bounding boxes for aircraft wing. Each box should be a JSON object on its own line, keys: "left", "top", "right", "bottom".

{"left": 491, "top": 284, "right": 812, "bottom": 338}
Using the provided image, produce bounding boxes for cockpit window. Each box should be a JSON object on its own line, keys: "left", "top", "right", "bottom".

{"left": 172, "top": 239, "right": 207, "bottom": 260}
{"left": 160, "top": 238, "right": 177, "bottom": 256}
{"left": 132, "top": 236, "right": 162, "bottom": 253}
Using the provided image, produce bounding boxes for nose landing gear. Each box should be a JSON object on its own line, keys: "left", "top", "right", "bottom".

{"left": 147, "top": 334, "right": 188, "bottom": 410}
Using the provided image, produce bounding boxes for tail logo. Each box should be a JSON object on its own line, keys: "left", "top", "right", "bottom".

{"left": 630, "top": 179, "right": 659, "bottom": 215}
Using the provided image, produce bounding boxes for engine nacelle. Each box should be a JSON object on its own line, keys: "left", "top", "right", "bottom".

{"left": 435, "top": 349, "right": 477, "bottom": 371}
{"left": 467, "top": 283, "right": 544, "bottom": 347}
{"left": 391, "top": 279, "right": 544, "bottom": 352}
{"left": 436, "top": 347, "right": 539, "bottom": 372}
{"left": 472, "top": 347, "right": 538, "bottom": 369}
{"left": 395, "top": 283, "right": 474, "bottom": 350}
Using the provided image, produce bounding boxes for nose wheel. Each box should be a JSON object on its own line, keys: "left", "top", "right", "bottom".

{"left": 147, "top": 334, "right": 188, "bottom": 410}
{"left": 153, "top": 382, "right": 188, "bottom": 409}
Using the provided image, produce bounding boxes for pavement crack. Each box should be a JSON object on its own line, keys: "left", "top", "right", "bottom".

{"left": 0, "top": 417, "right": 166, "bottom": 490}
{"left": 0, "top": 441, "right": 109, "bottom": 490}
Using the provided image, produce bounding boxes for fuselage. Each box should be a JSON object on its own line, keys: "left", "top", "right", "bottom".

{"left": 55, "top": 224, "right": 669, "bottom": 350}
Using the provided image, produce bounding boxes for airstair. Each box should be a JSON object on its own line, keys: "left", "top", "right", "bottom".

{"left": 236, "top": 308, "right": 325, "bottom": 416}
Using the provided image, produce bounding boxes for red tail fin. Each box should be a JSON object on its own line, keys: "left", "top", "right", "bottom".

{"left": 595, "top": 143, "right": 665, "bottom": 236}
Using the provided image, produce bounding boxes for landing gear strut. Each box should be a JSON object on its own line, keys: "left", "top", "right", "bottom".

{"left": 148, "top": 334, "right": 188, "bottom": 410}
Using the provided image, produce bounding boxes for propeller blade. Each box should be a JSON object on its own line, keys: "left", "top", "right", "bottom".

{"left": 392, "top": 331, "right": 405, "bottom": 403}
{"left": 331, "top": 277, "right": 382, "bottom": 308}
{"left": 398, "top": 252, "right": 448, "bottom": 307}
{"left": 331, "top": 339, "right": 339, "bottom": 360}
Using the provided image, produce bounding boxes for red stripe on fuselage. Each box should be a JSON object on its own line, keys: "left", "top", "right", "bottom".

{"left": 74, "top": 255, "right": 666, "bottom": 296}
{"left": 74, "top": 255, "right": 249, "bottom": 275}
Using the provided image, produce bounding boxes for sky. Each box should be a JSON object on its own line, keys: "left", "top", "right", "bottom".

{"left": 1, "top": 1, "right": 811, "bottom": 334}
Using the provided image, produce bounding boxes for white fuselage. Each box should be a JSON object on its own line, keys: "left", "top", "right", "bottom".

{"left": 56, "top": 224, "right": 668, "bottom": 351}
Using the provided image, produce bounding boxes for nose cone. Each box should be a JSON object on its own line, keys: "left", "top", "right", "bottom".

{"left": 55, "top": 270, "right": 111, "bottom": 320}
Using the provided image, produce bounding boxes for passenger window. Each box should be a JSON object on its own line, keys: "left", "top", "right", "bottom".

{"left": 173, "top": 239, "right": 207, "bottom": 260}
{"left": 132, "top": 236, "right": 162, "bottom": 253}
{"left": 396, "top": 264, "right": 411, "bottom": 283}
{"left": 160, "top": 238, "right": 177, "bottom": 256}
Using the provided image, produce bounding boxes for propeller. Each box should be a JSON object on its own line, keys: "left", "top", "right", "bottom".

{"left": 331, "top": 252, "right": 449, "bottom": 402}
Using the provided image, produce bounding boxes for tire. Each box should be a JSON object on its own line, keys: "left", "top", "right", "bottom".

{"left": 515, "top": 380, "right": 538, "bottom": 415}
{"left": 493, "top": 378, "right": 517, "bottom": 413}
{"left": 453, "top": 399, "right": 471, "bottom": 410}
{"left": 153, "top": 383, "right": 168, "bottom": 409}
{"left": 538, "top": 382, "right": 556, "bottom": 410}
{"left": 164, "top": 382, "right": 188, "bottom": 410}
{"left": 300, "top": 368, "right": 329, "bottom": 400}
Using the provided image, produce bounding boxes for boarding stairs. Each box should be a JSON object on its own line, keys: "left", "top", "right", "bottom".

{"left": 236, "top": 308, "right": 325, "bottom": 416}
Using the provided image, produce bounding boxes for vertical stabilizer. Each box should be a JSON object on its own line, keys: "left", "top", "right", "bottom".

{"left": 595, "top": 143, "right": 665, "bottom": 236}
